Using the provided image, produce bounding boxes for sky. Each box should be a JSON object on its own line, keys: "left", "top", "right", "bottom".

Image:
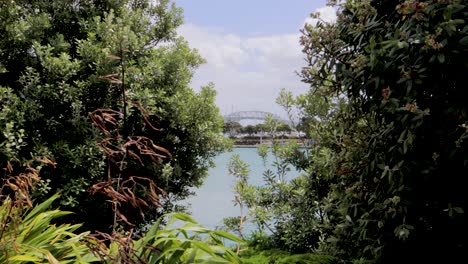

{"left": 174, "top": 0, "right": 336, "bottom": 118}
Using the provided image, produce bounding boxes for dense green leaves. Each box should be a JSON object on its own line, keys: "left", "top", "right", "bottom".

{"left": 0, "top": 0, "right": 227, "bottom": 231}
{"left": 284, "top": 0, "right": 468, "bottom": 262}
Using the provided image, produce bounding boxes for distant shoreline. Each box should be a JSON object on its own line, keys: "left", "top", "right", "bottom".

{"left": 233, "top": 145, "right": 261, "bottom": 148}
{"left": 231, "top": 138, "right": 309, "bottom": 148}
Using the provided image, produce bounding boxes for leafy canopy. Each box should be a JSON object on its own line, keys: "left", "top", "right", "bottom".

{"left": 0, "top": 0, "right": 228, "bottom": 231}
{"left": 279, "top": 0, "right": 468, "bottom": 262}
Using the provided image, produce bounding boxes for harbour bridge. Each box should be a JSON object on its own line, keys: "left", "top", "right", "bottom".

{"left": 223, "top": 111, "right": 291, "bottom": 125}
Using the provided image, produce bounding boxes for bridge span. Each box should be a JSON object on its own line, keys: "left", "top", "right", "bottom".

{"left": 223, "top": 111, "right": 291, "bottom": 125}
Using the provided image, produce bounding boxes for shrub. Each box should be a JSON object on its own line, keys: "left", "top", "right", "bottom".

{"left": 0, "top": 194, "right": 98, "bottom": 263}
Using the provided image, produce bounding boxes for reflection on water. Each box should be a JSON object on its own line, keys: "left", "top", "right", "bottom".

{"left": 184, "top": 147, "right": 300, "bottom": 232}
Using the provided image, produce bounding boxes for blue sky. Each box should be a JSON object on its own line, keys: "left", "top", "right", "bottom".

{"left": 174, "top": 0, "right": 335, "bottom": 117}
{"left": 177, "top": 0, "right": 326, "bottom": 36}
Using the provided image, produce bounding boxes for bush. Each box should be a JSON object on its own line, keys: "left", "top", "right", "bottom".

{"left": 240, "top": 248, "right": 336, "bottom": 264}
{"left": 292, "top": 0, "right": 468, "bottom": 262}
{"left": 0, "top": 194, "right": 98, "bottom": 263}
{"left": 0, "top": 193, "right": 242, "bottom": 263}
{"left": 246, "top": 230, "right": 274, "bottom": 250}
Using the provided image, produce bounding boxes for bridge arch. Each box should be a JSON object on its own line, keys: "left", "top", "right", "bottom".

{"left": 223, "top": 111, "right": 290, "bottom": 125}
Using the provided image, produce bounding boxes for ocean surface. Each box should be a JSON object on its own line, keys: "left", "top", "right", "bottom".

{"left": 184, "top": 147, "right": 300, "bottom": 232}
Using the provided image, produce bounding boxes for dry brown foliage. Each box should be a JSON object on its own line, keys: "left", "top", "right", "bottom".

{"left": 88, "top": 102, "right": 171, "bottom": 229}
{"left": 1, "top": 158, "right": 56, "bottom": 207}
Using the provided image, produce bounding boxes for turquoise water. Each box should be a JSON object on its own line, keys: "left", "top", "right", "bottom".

{"left": 185, "top": 147, "right": 300, "bottom": 231}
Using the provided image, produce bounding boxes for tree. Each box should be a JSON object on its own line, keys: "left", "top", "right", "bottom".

{"left": 223, "top": 121, "right": 242, "bottom": 137}
{"left": 241, "top": 125, "right": 255, "bottom": 136}
{"left": 0, "top": 0, "right": 228, "bottom": 232}
{"left": 225, "top": 154, "right": 251, "bottom": 254}
{"left": 253, "top": 123, "right": 268, "bottom": 135}
{"left": 288, "top": 0, "right": 468, "bottom": 262}
{"left": 225, "top": 120, "right": 307, "bottom": 252}
{"left": 277, "top": 123, "right": 291, "bottom": 134}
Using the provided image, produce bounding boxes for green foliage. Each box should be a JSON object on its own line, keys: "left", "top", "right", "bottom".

{"left": 0, "top": 194, "right": 98, "bottom": 263}
{"left": 0, "top": 0, "right": 227, "bottom": 231}
{"left": 225, "top": 153, "right": 250, "bottom": 254}
{"left": 0, "top": 193, "right": 242, "bottom": 264}
{"left": 91, "top": 213, "right": 243, "bottom": 263}
{"left": 228, "top": 154, "right": 250, "bottom": 183}
{"left": 224, "top": 121, "right": 242, "bottom": 136}
{"left": 257, "top": 144, "right": 269, "bottom": 165}
{"left": 221, "top": 216, "right": 243, "bottom": 235}
{"left": 224, "top": 121, "right": 292, "bottom": 138}
{"left": 245, "top": 230, "right": 274, "bottom": 251}
{"left": 276, "top": 88, "right": 299, "bottom": 128}
{"left": 224, "top": 107, "right": 306, "bottom": 251}
{"left": 240, "top": 248, "right": 336, "bottom": 264}
{"left": 226, "top": 142, "right": 312, "bottom": 252}
{"left": 279, "top": 0, "right": 468, "bottom": 262}
{"left": 0, "top": 160, "right": 242, "bottom": 264}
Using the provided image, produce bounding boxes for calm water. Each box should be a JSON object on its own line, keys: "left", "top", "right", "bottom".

{"left": 185, "top": 147, "right": 300, "bottom": 231}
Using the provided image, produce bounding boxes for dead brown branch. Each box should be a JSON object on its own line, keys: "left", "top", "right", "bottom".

{"left": 1, "top": 158, "right": 56, "bottom": 207}
{"left": 89, "top": 109, "right": 124, "bottom": 135}
{"left": 99, "top": 72, "right": 122, "bottom": 84}
{"left": 86, "top": 229, "right": 148, "bottom": 264}
{"left": 130, "top": 101, "right": 161, "bottom": 133}
{"left": 89, "top": 101, "right": 171, "bottom": 230}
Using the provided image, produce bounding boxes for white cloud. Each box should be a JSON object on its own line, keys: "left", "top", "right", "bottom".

{"left": 179, "top": 5, "right": 337, "bottom": 117}
{"left": 179, "top": 24, "right": 249, "bottom": 68}
{"left": 304, "top": 6, "right": 337, "bottom": 27}
{"left": 244, "top": 34, "right": 303, "bottom": 72}
{"left": 180, "top": 25, "right": 307, "bottom": 116}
